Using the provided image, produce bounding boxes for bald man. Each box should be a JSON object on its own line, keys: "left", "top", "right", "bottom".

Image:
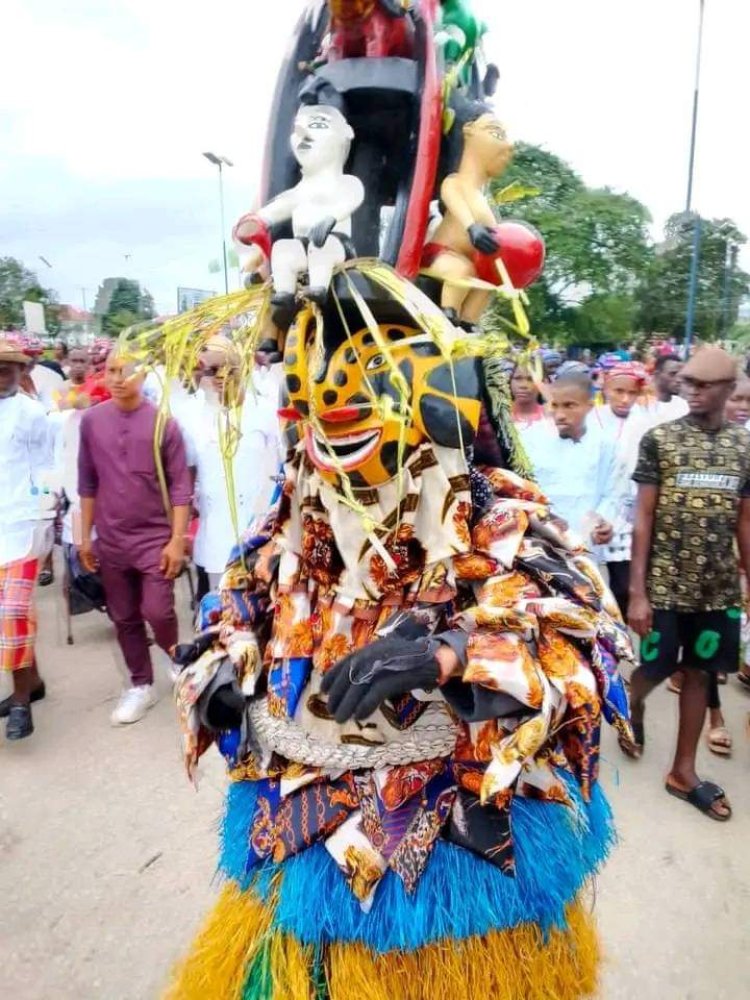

{"left": 623, "top": 347, "right": 750, "bottom": 823}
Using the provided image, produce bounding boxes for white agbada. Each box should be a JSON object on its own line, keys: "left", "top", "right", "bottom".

{"left": 191, "top": 369, "right": 282, "bottom": 576}
{"left": 0, "top": 393, "right": 54, "bottom": 567}
{"left": 45, "top": 408, "right": 88, "bottom": 546}
{"left": 637, "top": 394, "right": 689, "bottom": 428}
{"left": 588, "top": 404, "right": 652, "bottom": 565}
{"left": 30, "top": 364, "right": 65, "bottom": 412}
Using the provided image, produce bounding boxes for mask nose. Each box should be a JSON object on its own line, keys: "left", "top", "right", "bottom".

{"left": 319, "top": 405, "right": 371, "bottom": 423}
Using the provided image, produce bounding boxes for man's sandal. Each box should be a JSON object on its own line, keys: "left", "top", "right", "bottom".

{"left": 665, "top": 780, "right": 732, "bottom": 822}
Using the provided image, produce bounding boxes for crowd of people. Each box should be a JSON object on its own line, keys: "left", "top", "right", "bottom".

{"left": 2, "top": 329, "right": 749, "bottom": 821}
{"left": 508, "top": 342, "right": 750, "bottom": 821}
{"left": 0, "top": 332, "right": 282, "bottom": 737}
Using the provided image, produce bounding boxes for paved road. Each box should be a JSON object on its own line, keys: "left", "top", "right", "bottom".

{"left": 2, "top": 565, "right": 749, "bottom": 999}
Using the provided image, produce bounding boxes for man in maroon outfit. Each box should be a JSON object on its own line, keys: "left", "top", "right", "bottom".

{"left": 78, "top": 352, "right": 192, "bottom": 725}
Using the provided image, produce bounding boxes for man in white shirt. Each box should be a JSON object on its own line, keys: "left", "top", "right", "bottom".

{"left": 640, "top": 353, "right": 688, "bottom": 427}
{"left": 0, "top": 338, "right": 53, "bottom": 740}
{"left": 590, "top": 362, "right": 652, "bottom": 618}
{"left": 523, "top": 370, "right": 618, "bottom": 562}
{"left": 188, "top": 336, "right": 283, "bottom": 591}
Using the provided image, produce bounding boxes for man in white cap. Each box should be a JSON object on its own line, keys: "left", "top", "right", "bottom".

{"left": 0, "top": 337, "right": 53, "bottom": 740}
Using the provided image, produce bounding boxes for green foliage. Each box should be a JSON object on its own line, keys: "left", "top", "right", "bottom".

{"left": 488, "top": 144, "right": 652, "bottom": 346}
{"left": 97, "top": 278, "right": 156, "bottom": 336}
{"left": 0, "top": 256, "right": 60, "bottom": 334}
{"left": 565, "top": 293, "right": 638, "bottom": 347}
{"left": 728, "top": 321, "right": 750, "bottom": 346}
{"left": 636, "top": 215, "right": 750, "bottom": 340}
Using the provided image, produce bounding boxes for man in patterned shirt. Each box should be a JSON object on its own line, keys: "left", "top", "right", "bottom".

{"left": 622, "top": 347, "right": 750, "bottom": 821}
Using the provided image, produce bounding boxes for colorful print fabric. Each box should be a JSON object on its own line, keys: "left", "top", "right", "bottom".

{"left": 175, "top": 444, "right": 633, "bottom": 907}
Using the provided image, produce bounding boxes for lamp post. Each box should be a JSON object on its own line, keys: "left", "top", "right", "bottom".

{"left": 684, "top": 0, "right": 706, "bottom": 352}
{"left": 203, "top": 151, "right": 234, "bottom": 295}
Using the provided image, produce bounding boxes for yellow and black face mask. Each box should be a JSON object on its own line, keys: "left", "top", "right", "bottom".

{"left": 280, "top": 317, "right": 481, "bottom": 489}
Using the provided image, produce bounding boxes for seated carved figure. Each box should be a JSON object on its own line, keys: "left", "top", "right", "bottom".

{"left": 422, "top": 101, "right": 514, "bottom": 325}
{"left": 234, "top": 104, "right": 364, "bottom": 308}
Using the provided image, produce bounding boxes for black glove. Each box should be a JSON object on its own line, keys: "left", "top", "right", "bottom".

{"left": 197, "top": 657, "right": 246, "bottom": 732}
{"left": 205, "top": 683, "right": 245, "bottom": 731}
{"left": 172, "top": 631, "right": 217, "bottom": 671}
{"left": 308, "top": 216, "right": 337, "bottom": 248}
{"left": 468, "top": 223, "right": 500, "bottom": 255}
{"left": 321, "top": 633, "right": 441, "bottom": 723}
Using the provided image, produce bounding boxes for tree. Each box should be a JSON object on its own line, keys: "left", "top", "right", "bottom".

{"left": 636, "top": 215, "right": 750, "bottom": 340}
{"left": 97, "top": 278, "right": 156, "bottom": 336}
{"left": 488, "top": 144, "right": 652, "bottom": 345}
{"left": 0, "top": 256, "right": 61, "bottom": 334}
{"left": 729, "top": 321, "right": 750, "bottom": 347}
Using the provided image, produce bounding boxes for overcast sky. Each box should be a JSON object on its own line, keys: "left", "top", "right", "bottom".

{"left": 2, "top": 0, "right": 747, "bottom": 316}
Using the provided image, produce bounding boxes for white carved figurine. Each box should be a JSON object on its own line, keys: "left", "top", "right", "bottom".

{"left": 234, "top": 105, "right": 364, "bottom": 306}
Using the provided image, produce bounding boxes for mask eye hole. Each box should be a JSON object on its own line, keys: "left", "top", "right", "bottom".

{"left": 365, "top": 353, "right": 386, "bottom": 372}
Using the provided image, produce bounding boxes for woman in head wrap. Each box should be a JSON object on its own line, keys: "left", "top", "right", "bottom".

{"left": 509, "top": 360, "right": 545, "bottom": 429}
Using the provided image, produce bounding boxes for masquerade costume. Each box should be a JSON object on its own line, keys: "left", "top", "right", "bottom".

{"left": 160, "top": 266, "right": 632, "bottom": 1000}
{"left": 122, "top": 4, "right": 633, "bottom": 997}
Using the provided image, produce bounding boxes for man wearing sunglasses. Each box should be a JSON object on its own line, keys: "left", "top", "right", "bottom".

{"left": 622, "top": 346, "right": 750, "bottom": 823}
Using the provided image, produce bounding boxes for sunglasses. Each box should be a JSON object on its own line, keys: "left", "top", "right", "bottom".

{"left": 681, "top": 376, "right": 734, "bottom": 391}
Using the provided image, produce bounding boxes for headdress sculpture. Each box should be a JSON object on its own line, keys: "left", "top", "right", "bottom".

{"left": 121, "top": 4, "right": 633, "bottom": 998}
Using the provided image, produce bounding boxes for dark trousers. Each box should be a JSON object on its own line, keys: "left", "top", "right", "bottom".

{"left": 97, "top": 541, "right": 178, "bottom": 687}
{"left": 606, "top": 560, "right": 631, "bottom": 621}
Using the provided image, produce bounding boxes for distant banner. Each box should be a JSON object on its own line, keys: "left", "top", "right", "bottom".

{"left": 177, "top": 287, "right": 215, "bottom": 313}
{"left": 23, "top": 300, "right": 46, "bottom": 334}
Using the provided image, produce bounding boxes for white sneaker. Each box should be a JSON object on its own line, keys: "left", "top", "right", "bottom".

{"left": 111, "top": 685, "right": 157, "bottom": 726}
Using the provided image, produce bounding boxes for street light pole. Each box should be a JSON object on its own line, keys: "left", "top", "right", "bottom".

{"left": 685, "top": 0, "right": 705, "bottom": 214}
{"left": 203, "top": 152, "right": 234, "bottom": 295}
{"left": 684, "top": 0, "right": 705, "bottom": 352}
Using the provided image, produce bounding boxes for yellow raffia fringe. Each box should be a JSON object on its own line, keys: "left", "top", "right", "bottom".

{"left": 163, "top": 884, "right": 273, "bottom": 1000}
{"left": 269, "top": 931, "right": 315, "bottom": 1000}
{"left": 166, "top": 889, "right": 598, "bottom": 1000}
{"left": 327, "top": 901, "right": 599, "bottom": 1000}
